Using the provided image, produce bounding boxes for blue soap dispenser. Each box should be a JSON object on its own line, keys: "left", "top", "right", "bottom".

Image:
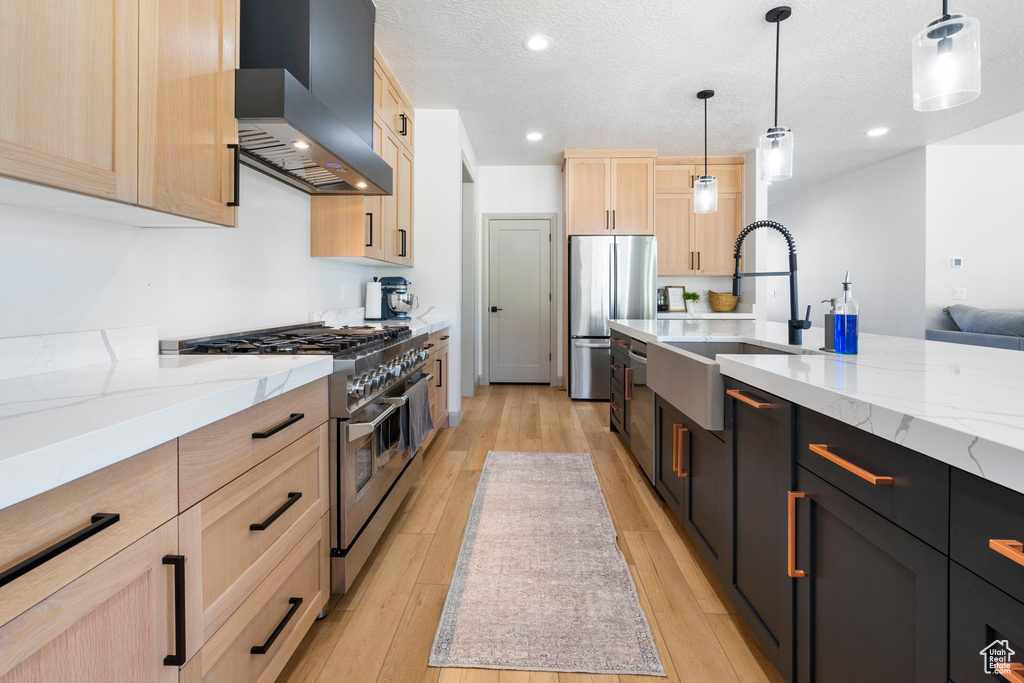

{"left": 834, "top": 271, "right": 859, "bottom": 355}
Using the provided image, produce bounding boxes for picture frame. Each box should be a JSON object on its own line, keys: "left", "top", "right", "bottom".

{"left": 666, "top": 286, "right": 687, "bottom": 313}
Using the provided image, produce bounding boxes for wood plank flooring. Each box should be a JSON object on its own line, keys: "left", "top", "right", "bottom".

{"left": 277, "top": 385, "right": 784, "bottom": 683}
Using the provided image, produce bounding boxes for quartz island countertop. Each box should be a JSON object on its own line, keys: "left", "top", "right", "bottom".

{"left": 610, "top": 318, "right": 1024, "bottom": 496}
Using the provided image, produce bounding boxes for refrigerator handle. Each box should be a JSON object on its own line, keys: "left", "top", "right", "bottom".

{"left": 609, "top": 241, "right": 617, "bottom": 320}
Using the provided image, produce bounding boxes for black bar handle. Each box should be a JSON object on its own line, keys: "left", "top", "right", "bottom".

{"left": 399, "top": 113, "right": 408, "bottom": 136}
{"left": 0, "top": 513, "right": 120, "bottom": 588}
{"left": 436, "top": 358, "right": 442, "bottom": 388}
{"left": 365, "top": 213, "right": 374, "bottom": 247}
{"left": 250, "top": 492, "right": 302, "bottom": 531}
{"left": 163, "top": 554, "right": 186, "bottom": 666}
{"left": 490, "top": 306, "right": 502, "bottom": 313}
{"left": 227, "top": 143, "right": 240, "bottom": 207}
{"left": 440, "top": 335, "right": 449, "bottom": 341}
{"left": 423, "top": 343, "right": 434, "bottom": 349}
{"left": 399, "top": 229, "right": 408, "bottom": 257}
{"left": 251, "top": 413, "right": 304, "bottom": 439}
{"left": 251, "top": 597, "right": 303, "bottom": 655}
{"left": 690, "top": 252, "right": 694, "bottom": 270}
{"left": 697, "top": 252, "right": 701, "bottom": 271}
{"left": 612, "top": 209, "right": 616, "bottom": 230}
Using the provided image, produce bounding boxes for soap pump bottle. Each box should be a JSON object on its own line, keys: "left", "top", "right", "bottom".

{"left": 834, "top": 271, "right": 859, "bottom": 355}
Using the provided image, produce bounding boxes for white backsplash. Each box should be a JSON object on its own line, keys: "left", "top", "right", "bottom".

{"left": 0, "top": 326, "right": 157, "bottom": 382}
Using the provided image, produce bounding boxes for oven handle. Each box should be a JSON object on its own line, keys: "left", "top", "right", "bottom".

{"left": 347, "top": 404, "right": 397, "bottom": 442}
{"left": 381, "top": 373, "right": 436, "bottom": 408}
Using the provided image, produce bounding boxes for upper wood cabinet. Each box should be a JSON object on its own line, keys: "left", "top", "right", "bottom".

{"left": 0, "top": 0, "right": 140, "bottom": 203}
{"left": 0, "top": 0, "right": 239, "bottom": 227}
{"left": 138, "top": 0, "right": 238, "bottom": 227}
{"left": 564, "top": 152, "right": 656, "bottom": 236}
{"left": 654, "top": 158, "right": 744, "bottom": 276}
{"left": 312, "top": 50, "right": 415, "bottom": 267}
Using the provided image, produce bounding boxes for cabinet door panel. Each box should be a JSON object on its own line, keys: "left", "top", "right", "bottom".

{"left": 950, "top": 561, "right": 1024, "bottom": 683}
{"left": 0, "top": 0, "right": 138, "bottom": 202}
{"left": 695, "top": 194, "right": 742, "bottom": 275}
{"left": 682, "top": 420, "right": 728, "bottom": 582}
{"left": 795, "top": 467, "right": 948, "bottom": 683}
{"left": 654, "top": 396, "right": 686, "bottom": 517}
{"left": 0, "top": 520, "right": 179, "bottom": 683}
{"left": 655, "top": 164, "right": 694, "bottom": 194}
{"left": 725, "top": 379, "right": 793, "bottom": 682}
{"left": 139, "top": 0, "right": 237, "bottom": 226}
{"left": 705, "top": 164, "right": 743, "bottom": 193}
{"left": 382, "top": 131, "right": 401, "bottom": 263}
{"left": 566, "top": 159, "right": 611, "bottom": 235}
{"left": 611, "top": 158, "right": 654, "bottom": 235}
{"left": 655, "top": 194, "right": 694, "bottom": 275}
{"left": 394, "top": 143, "right": 414, "bottom": 266}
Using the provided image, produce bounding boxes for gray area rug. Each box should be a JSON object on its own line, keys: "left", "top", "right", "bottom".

{"left": 429, "top": 451, "right": 666, "bottom": 676}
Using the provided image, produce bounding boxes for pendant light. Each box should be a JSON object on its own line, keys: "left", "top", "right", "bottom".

{"left": 912, "top": 1, "right": 980, "bottom": 111}
{"left": 759, "top": 6, "right": 794, "bottom": 182}
{"left": 694, "top": 90, "right": 718, "bottom": 214}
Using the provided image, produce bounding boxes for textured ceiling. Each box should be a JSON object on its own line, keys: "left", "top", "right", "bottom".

{"left": 373, "top": 1, "right": 1024, "bottom": 198}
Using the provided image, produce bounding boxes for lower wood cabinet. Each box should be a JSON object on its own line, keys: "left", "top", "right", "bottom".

{"left": 426, "top": 329, "right": 450, "bottom": 427}
{"left": 724, "top": 378, "right": 795, "bottom": 682}
{"left": 0, "top": 518, "right": 181, "bottom": 682}
{"left": 793, "top": 466, "right": 948, "bottom": 683}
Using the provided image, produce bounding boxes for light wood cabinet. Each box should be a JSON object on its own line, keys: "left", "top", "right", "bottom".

{"left": 0, "top": 0, "right": 239, "bottom": 227}
{"left": 654, "top": 158, "right": 744, "bottom": 276}
{"left": 0, "top": 442, "right": 177, "bottom": 629}
{"left": 390, "top": 142, "right": 414, "bottom": 266}
{"left": 0, "top": 0, "right": 139, "bottom": 203}
{"left": 564, "top": 152, "right": 656, "bottom": 236}
{"left": 426, "top": 329, "right": 450, "bottom": 428}
{"left": 138, "top": 0, "right": 238, "bottom": 227}
{"left": 0, "top": 518, "right": 182, "bottom": 683}
{"left": 655, "top": 194, "right": 695, "bottom": 276}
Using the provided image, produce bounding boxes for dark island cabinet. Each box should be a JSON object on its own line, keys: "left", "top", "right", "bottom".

{"left": 655, "top": 395, "right": 686, "bottom": 517}
{"left": 724, "top": 378, "right": 795, "bottom": 682}
{"left": 793, "top": 466, "right": 948, "bottom": 683}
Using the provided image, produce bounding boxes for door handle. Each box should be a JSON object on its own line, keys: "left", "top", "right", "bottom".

{"left": 727, "top": 389, "right": 771, "bottom": 409}
{"left": 990, "top": 539, "right": 1024, "bottom": 568}
{"left": 347, "top": 404, "right": 397, "bottom": 441}
{"left": 610, "top": 402, "right": 621, "bottom": 412}
{"left": 227, "top": 143, "right": 240, "bottom": 207}
{"left": 399, "top": 113, "right": 408, "bottom": 136}
{"left": 788, "top": 491, "right": 807, "bottom": 578}
{"left": 612, "top": 209, "right": 616, "bottom": 230}
{"left": 697, "top": 252, "right": 700, "bottom": 271}
{"left": 673, "top": 424, "right": 689, "bottom": 477}
{"left": 252, "top": 413, "right": 305, "bottom": 439}
{"left": 163, "top": 554, "right": 187, "bottom": 665}
{"left": 808, "top": 444, "right": 893, "bottom": 485}
{"left": 624, "top": 367, "right": 634, "bottom": 400}
{"left": 998, "top": 662, "right": 1024, "bottom": 682}
{"left": 490, "top": 306, "right": 503, "bottom": 312}
{"left": 365, "top": 213, "right": 374, "bottom": 247}
{"left": 251, "top": 597, "right": 303, "bottom": 655}
{"left": 606, "top": 209, "right": 609, "bottom": 230}
{"left": 690, "top": 252, "right": 694, "bottom": 270}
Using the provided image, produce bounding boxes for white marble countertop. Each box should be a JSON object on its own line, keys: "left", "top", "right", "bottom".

{"left": 0, "top": 353, "right": 333, "bottom": 510}
{"left": 610, "top": 318, "right": 1024, "bottom": 495}
{"left": 312, "top": 306, "right": 451, "bottom": 336}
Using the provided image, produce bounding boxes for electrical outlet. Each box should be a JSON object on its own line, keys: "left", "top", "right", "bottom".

{"left": 769, "top": 289, "right": 776, "bottom": 299}
{"left": 953, "top": 287, "right": 967, "bottom": 300}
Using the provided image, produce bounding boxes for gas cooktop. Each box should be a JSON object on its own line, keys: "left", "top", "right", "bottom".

{"left": 160, "top": 323, "right": 411, "bottom": 359}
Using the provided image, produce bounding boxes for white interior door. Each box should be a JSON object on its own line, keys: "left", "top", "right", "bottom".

{"left": 488, "top": 217, "right": 552, "bottom": 383}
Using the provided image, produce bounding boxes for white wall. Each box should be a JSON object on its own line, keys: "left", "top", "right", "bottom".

{"left": 478, "top": 165, "right": 563, "bottom": 381}
{"left": 0, "top": 166, "right": 374, "bottom": 339}
{"left": 925, "top": 144, "right": 1024, "bottom": 329}
{"left": 766, "top": 148, "right": 928, "bottom": 338}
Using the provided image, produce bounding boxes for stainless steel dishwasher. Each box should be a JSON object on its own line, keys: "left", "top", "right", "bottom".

{"left": 627, "top": 340, "right": 656, "bottom": 486}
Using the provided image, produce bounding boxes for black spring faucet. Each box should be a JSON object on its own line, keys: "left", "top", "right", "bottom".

{"left": 732, "top": 220, "right": 812, "bottom": 345}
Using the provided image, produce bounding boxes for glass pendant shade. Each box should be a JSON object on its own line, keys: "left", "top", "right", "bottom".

{"left": 694, "top": 175, "right": 718, "bottom": 214}
{"left": 912, "top": 12, "right": 980, "bottom": 111}
{"left": 759, "top": 127, "right": 793, "bottom": 182}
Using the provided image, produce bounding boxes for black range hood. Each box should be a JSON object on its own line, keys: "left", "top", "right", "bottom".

{"left": 236, "top": 0, "right": 392, "bottom": 196}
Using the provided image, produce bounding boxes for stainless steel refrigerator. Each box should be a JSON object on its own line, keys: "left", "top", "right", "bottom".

{"left": 568, "top": 235, "right": 657, "bottom": 399}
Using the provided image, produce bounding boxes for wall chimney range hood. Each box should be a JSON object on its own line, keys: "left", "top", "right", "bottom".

{"left": 236, "top": 0, "right": 392, "bottom": 196}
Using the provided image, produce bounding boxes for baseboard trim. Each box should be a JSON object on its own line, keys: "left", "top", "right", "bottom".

{"left": 447, "top": 408, "right": 462, "bottom": 428}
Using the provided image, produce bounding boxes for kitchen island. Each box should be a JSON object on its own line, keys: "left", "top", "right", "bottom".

{"left": 610, "top": 317, "right": 1024, "bottom": 683}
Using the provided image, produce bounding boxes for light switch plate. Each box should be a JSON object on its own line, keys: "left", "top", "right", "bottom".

{"left": 953, "top": 287, "right": 967, "bottom": 300}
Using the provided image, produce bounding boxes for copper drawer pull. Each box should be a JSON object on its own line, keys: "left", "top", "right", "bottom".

{"left": 788, "top": 491, "right": 806, "bottom": 578}
{"left": 674, "top": 424, "right": 689, "bottom": 477}
{"left": 990, "top": 539, "right": 1024, "bottom": 568}
{"left": 611, "top": 402, "right": 621, "bottom": 412}
{"left": 610, "top": 364, "right": 621, "bottom": 372}
{"left": 625, "top": 367, "right": 634, "bottom": 400}
{"left": 998, "top": 662, "right": 1024, "bottom": 682}
{"left": 727, "top": 389, "right": 771, "bottom": 409}
{"left": 808, "top": 444, "right": 894, "bottom": 486}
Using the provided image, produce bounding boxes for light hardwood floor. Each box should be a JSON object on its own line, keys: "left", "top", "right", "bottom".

{"left": 277, "top": 384, "right": 784, "bottom": 683}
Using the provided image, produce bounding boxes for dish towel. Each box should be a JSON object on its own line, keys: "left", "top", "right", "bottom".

{"left": 397, "top": 376, "right": 434, "bottom": 456}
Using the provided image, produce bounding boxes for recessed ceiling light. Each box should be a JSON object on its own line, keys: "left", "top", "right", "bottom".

{"left": 292, "top": 140, "right": 311, "bottom": 149}
{"left": 355, "top": 181, "right": 368, "bottom": 189}
{"left": 524, "top": 35, "right": 551, "bottom": 51}
{"left": 867, "top": 127, "right": 890, "bottom": 137}
{"left": 526, "top": 132, "right": 543, "bottom": 142}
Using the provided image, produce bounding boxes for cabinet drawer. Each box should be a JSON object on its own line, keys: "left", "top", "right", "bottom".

{"left": 951, "top": 469, "right": 1024, "bottom": 605}
{"left": 950, "top": 561, "right": 1024, "bottom": 682}
{"left": 610, "top": 356, "right": 625, "bottom": 394}
{"left": 610, "top": 386, "right": 626, "bottom": 434}
{"left": 179, "top": 378, "right": 328, "bottom": 510}
{"left": 0, "top": 441, "right": 177, "bottom": 627}
{"left": 179, "top": 425, "right": 328, "bottom": 660}
{"left": 183, "top": 515, "right": 329, "bottom": 683}
{"left": 426, "top": 327, "right": 450, "bottom": 353}
{"left": 796, "top": 407, "right": 949, "bottom": 552}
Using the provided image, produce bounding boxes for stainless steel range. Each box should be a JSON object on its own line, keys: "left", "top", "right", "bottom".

{"left": 161, "top": 322, "right": 433, "bottom": 595}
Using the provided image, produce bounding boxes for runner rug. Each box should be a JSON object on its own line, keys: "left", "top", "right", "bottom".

{"left": 429, "top": 450, "right": 666, "bottom": 676}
